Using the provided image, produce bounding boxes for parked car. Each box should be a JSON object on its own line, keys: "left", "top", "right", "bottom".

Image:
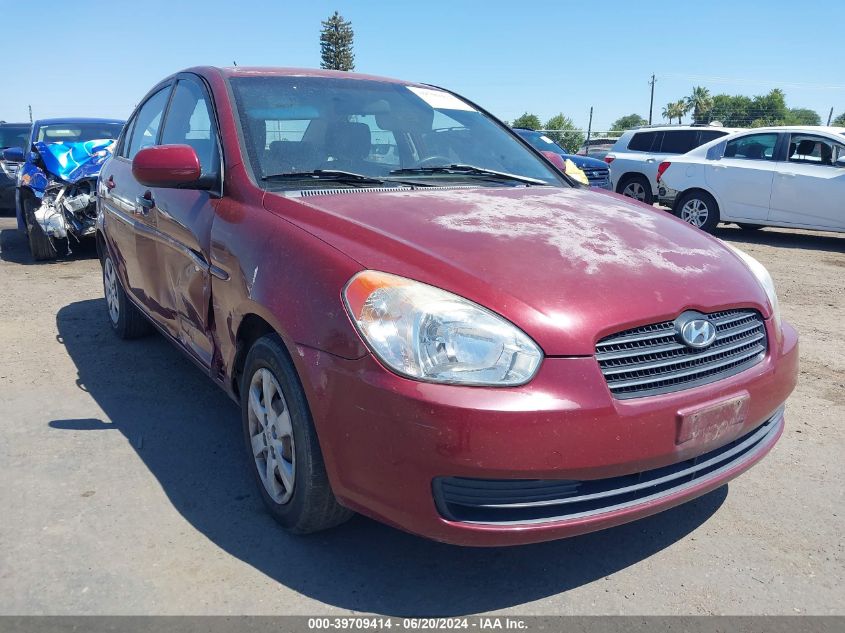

{"left": 6, "top": 118, "right": 124, "bottom": 258}
{"left": 513, "top": 128, "right": 612, "bottom": 189}
{"left": 0, "top": 122, "right": 31, "bottom": 210}
{"left": 605, "top": 125, "right": 735, "bottom": 204}
{"left": 98, "top": 67, "right": 797, "bottom": 546}
{"left": 577, "top": 136, "right": 616, "bottom": 160}
{"left": 658, "top": 126, "right": 845, "bottom": 233}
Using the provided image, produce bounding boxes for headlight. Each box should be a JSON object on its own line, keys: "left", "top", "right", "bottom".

{"left": 726, "top": 244, "right": 781, "bottom": 330}
{"left": 343, "top": 271, "right": 543, "bottom": 386}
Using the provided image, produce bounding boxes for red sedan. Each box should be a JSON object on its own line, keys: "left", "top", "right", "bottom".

{"left": 96, "top": 67, "right": 798, "bottom": 546}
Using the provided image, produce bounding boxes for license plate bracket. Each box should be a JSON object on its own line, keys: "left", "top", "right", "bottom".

{"left": 676, "top": 393, "right": 750, "bottom": 446}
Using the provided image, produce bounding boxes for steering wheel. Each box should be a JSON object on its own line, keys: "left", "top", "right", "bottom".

{"left": 413, "top": 155, "right": 452, "bottom": 168}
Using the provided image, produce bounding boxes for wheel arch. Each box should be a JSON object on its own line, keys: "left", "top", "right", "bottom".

{"left": 675, "top": 186, "right": 721, "bottom": 214}
{"left": 615, "top": 171, "right": 654, "bottom": 197}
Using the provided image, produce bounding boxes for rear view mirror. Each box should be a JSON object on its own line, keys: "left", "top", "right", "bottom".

{"left": 2, "top": 147, "right": 24, "bottom": 162}
{"left": 132, "top": 145, "right": 202, "bottom": 189}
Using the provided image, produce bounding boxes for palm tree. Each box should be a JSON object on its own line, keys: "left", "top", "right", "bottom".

{"left": 685, "top": 86, "right": 713, "bottom": 123}
{"left": 662, "top": 100, "right": 687, "bottom": 124}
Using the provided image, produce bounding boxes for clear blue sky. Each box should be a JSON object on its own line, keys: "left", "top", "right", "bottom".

{"left": 3, "top": 0, "right": 843, "bottom": 130}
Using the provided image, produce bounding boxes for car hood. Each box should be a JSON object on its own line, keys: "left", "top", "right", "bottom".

{"left": 561, "top": 154, "right": 608, "bottom": 170}
{"left": 265, "top": 185, "right": 770, "bottom": 355}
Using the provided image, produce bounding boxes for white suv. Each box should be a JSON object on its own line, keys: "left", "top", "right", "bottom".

{"left": 657, "top": 126, "right": 845, "bottom": 234}
{"left": 605, "top": 125, "right": 735, "bottom": 204}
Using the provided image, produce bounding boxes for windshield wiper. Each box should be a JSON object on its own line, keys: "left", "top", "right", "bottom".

{"left": 389, "top": 164, "right": 548, "bottom": 186}
{"left": 261, "top": 169, "right": 387, "bottom": 185}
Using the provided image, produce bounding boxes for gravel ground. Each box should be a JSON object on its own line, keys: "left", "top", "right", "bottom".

{"left": 0, "top": 214, "right": 842, "bottom": 616}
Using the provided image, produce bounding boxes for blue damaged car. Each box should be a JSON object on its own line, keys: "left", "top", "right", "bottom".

{"left": 3, "top": 117, "right": 124, "bottom": 259}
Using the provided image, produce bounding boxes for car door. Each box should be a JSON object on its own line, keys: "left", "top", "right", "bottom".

{"left": 146, "top": 75, "right": 221, "bottom": 366}
{"left": 769, "top": 133, "right": 845, "bottom": 230}
{"left": 101, "top": 85, "right": 172, "bottom": 311}
{"left": 704, "top": 132, "right": 781, "bottom": 221}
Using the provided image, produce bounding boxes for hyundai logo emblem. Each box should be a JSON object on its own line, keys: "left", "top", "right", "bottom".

{"left": 676, "top": 313, "right": 717, "bottom": 349}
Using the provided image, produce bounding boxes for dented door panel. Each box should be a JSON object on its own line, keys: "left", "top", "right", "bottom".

{"left": 150, "top": 188, "right": 217, "bottom": 367}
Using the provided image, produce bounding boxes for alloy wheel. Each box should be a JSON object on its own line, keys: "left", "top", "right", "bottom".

{"left": 622, "top": 181, "right": 647, "bottom": 202}
{"left": 103, "top": 258, "right": 120, "bottom": 325}
{"left": 248, "top": 367, "right": 296, "bottom": 504}
{"left": 680, "top": 198, "right": 709, "bottom": 227}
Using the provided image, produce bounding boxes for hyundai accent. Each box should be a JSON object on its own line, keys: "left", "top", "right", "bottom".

{"left": 96, "top": 67, "right": 798, "bottom": 546}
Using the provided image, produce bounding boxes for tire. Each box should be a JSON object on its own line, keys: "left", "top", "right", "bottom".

{"left": 617, "top": 174, "right": 654, "bottom": 205}
{"left": 674, "top": 190, "right": 720, "bottom": 233}
{"left": 102, "top": 252, "right": 152, "bottom": 339}
{"left": 241, "top": 335, "right": 352, "bottom": 534}
{"left": 737, "top": 223, "right": 764, "bottom": 231}
{"left": 23, "top": 197, "right": 61, "bottom": 261}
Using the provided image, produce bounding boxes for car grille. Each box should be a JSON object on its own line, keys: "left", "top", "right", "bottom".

{"left": 596, "top": 309, "right": 767, "bottom": 399}
{"left": 583, "top": 167, "right": 610, "bottom": 183}
{"left": 433, "top": 407, "right": 783, "bottom": 525}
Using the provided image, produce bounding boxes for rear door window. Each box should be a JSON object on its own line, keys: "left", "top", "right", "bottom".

{"left": 697, "top": 130, "right": 728, "bottom": 145}
{"left": 627, "top": 131, "right": 658, "bottom": 151}
{"left": 658, "top": 130, "right": 698, "bottom": 154}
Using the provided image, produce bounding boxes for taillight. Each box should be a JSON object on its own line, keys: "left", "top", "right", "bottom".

{"left": 656, "top": 161, "right": 671, "bottom": 182}
{"left": 603, "top": 155, "right": 615, "bottom": 164}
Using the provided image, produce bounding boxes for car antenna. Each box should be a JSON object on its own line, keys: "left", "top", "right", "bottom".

{"left": 233, "top": 61, "right": 238, "bottom": 67}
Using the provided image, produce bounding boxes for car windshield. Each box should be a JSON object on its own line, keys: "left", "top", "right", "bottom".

{"left": 35, "top": 122, "right": 124, "bottom": 144}
{"left": 0, "top": 125, "right": 30, "bottom": 149}
{"left": 516, "top": 130, "right": 567, "bottom": 155}
{"left": 230, "top": 76, "right": 565, "bottom": 188}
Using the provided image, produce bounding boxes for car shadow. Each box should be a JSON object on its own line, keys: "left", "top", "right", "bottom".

{"left": 0, "top": 226, "right": 97, "bottom": 264}
{"left": 715, "top": 225, "right": 844, "bottom": 253}
{"left": 50, "top": 298, "right": 727, "bottom": 616}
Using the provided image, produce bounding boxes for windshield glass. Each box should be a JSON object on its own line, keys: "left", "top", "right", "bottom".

{"left": 36, "top": 122, "right": 124, "bottom": 144}
{"left": 0, "top": 125, "right": 30, "bottom": 149}
{"left": 230, "top": 76, "right": 565, "bottom": 187}
{"left": 515, "top": 130, "right": 566, "bottom": 155}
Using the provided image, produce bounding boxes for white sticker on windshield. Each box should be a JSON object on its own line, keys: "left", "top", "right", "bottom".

{"left": 407, "top": 86, "right": 476, "bottom": 111}
{"left": 540, "top": 135, "right": 554, "bottom": 143}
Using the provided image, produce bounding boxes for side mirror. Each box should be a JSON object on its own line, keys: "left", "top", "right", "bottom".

{"left": 2, "top": 146, "right": 25, "bottom": 162}
{"left": 132, "top": 144, "right": 202, "bottom": 188}
{"left": 836, "top": 156, "right": 845, "bottom": 168}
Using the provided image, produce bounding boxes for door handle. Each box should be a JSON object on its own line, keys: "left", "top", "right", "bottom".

{"left": 135, "top": 193, "right": 155, "bottom": 215}
{"left": 645, "top": 158, "right": 656, "bottom": 163}
{"left": 781, "top": 172, "right": 796, "bottom": 177}
{"left": 106, "top": 175, "right": 116, "bottom": 191}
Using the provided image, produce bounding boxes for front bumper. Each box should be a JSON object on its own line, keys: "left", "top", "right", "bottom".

{"left": 295, "top": 319, "right": 798, "bottom": 546}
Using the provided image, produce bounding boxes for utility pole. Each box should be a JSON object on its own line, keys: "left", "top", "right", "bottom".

{"left": 586, "top": 106, "right": 593, "bottom": 152}
{"left": 648, "top": 74, "right": 656, "bottom": 125}
{"left": 827, "top": 107, "right": 834, "bottom": 125}
{"left": 28, "top": 105, "right": 33, "bottom": 123}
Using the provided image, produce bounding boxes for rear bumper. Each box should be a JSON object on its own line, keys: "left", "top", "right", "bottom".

{"left": 658, "top": 184, "right": 679, "bottom": 208}
{"left": 294, "top": 320, "right": 798, "bottom": 546}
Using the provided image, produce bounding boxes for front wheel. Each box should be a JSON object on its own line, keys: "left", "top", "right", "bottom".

{"left": 241, "top": 335, "right": 352, "bottom": 534}
{"left": 675, "top": 190, "right": 720, "bottom": 233}
{"left": 23, "top": 197, "right": 61, "bottom": 260}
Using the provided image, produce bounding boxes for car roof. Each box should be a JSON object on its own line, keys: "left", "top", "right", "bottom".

{"left": 737, "top": 125, "right": 845, "bottom": 134}
{"left": 33, "top": 117, "right": 125, "bottom": 126}
{"left": 0, "top": 122, "right": 31, "bottom": 127}
{"left": 621, "top": 124, "right": 734, "bottom": 133}
{"left": 194, "top": 66, "right": 422, "bottom": 86}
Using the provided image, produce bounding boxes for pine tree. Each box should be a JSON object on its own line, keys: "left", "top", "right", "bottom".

{"left": 320, "top": 12, "right": 355, "bottom": 71}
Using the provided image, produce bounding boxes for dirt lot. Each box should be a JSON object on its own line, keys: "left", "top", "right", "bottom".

{"left": 0, "top": 214, "right": 842, "bottom": 616}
